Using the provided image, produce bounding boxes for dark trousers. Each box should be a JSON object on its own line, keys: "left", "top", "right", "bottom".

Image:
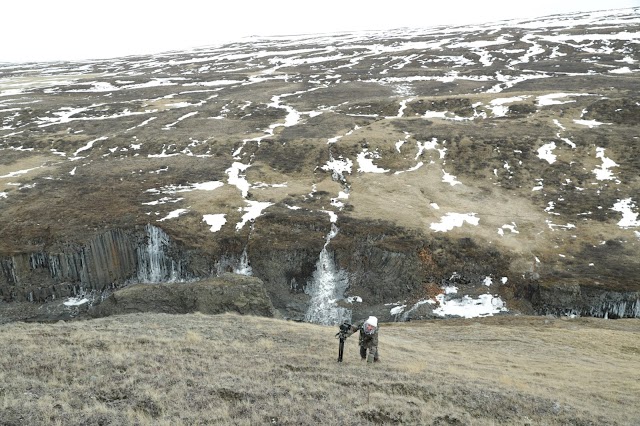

{"left": 360, "top": 345, "right": 379, "bottom": 362}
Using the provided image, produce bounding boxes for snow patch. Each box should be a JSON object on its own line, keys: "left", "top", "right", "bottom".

{"left": 430, "top": 213, "right": 479, "bottom": 232}
{"left": 574, "top": 119, "right": 610, "bottom": 128}
{"left": 442, "top": 170, "right": 461, "bottom": 186}
{"left": 593, "top": 148, "right": 618, "bottom": 181}
{"left": 236, "top": 200, "right": 273, "bottom": 230}
{"left": 63, "top": 297, "right": 89, "bottom": 306}
{"left": 537, "top": 142, "right": 557, "bottom": 164}
{"left": 158, "top": 208, "right": 189, "bottom": 222}
{"left": 357, "top": 150, "right": 389, "bottom": 173}
{"left": 434, "top": 293, "right": 507, "bottom": 318}
{"left": 203, "top": 214, "right": 227, "bottom": 232}
{"left": 226, "top": 162, "right": 251, "bottom": 197}
{"left": 322, "top": 156, "right": 353, "bottom": 181}
{"left": 611, "top": 199, "right": 640, "bottom": 228}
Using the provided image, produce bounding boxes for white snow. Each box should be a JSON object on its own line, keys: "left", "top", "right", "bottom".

{"left": 532, "top": 179, "right": 544, "bottom": 191}
{"left": 268, "top": 95, "right": 301, "bottom": 128}
{"left": 574, "top": 119, "right": 610, "bottom": 128}
{"left": 236, "top": 200, "right": 273, "bottom": 230}
{"left": 0, "top": 165, "right": 44, "bottom": 179}
{"left": 322, "top": 210, "right": 338, "bottom": 223}
{"left": 126, "top": 117, "right": 157, "bottom": 131}
{"left": 203, "top": 214, "right": 227, "bottom": 232}
{"left": 489, "top": 96, "right": 528, "bottom": 117}
{"left": 536, "top": 93, "right": 580, "bottom": 106}
{"left": 63, "top": 297, "right": 89, "bottom": 306}
{"left": 498, "top": 223, "right": 519, "bottom": 235}
{"left": 163, "top": 111, "right": 198, "bottom": 129}
{"left": 192, "top": 181, "right": 224, "bottom": 191}
{"left": 560, "top": 137, "right": 576, "bottom": 149}
{"left": 226, "top": 162, "right": 251, "bottom": 197}
{"left": 146, "top": 181, "right": 223, "bottom": 194}
{"left": 416, "top": 138, "right": 440, "bottom": 159}
{"left": 390, "top": 305, "right": 406, "bottom": 316}
{"left": 158, "top": 208, "right": 189, "bottom": 221}
{"left": 147, "top": 147, "right": 180, "bottom": 158}
{"left": 617, "top": 56, "right": 636, "bottom": 64}
{"left": 72, "top": 136, "right": 109, "bottom": 157}
{"left": 539, "top": 31, "right": 640, "bottom": 44}
{"left": 483, "top": 276, "right": 493, "bottom": 286}
{"left": 611, "top": 198, "right": 640, "bottom": 228}
{"left": 142, "top": 197, "right": 183, "bottom": 206}
{"left": 545, "top": 202, "right": 559, "bottom": 215}
{"left": 553, "top": 119, "right": 566, "bottom": 130}
{"left": 537, "top": 142, "right": 557, "bottom": 164}
{"left": 423, "top": 111, "right": 448, "bottom": 119}
{"left": 434, "top": 293, "right": 507, "bottom": 318}
{"left": 394, "top": 162, "right": 424, "bottom": 175}
{"left": 442, "top": 170, "right": 461, "bottom": 186}
{"left": 609, "top": 67, "right": 634, "bottom": 74}
{"left": 430, "top": 213, "right": 479, "bottom": 232}
{"left": 395, "top": 98, "right": 413, "bottom": 118}
{"left": 546, "top": 220, "right": 577, "bottom": 231}
{"left": 356, "top": 150, "right": 390, "bottom": 173}
{"left": 322, "top": 156, "right": 353, "bottom": 181}
{"left": 0, "top": 89, "right": 25, "bottom": 97}
{"left": 593, "top": 148, "right": 618, "bottom": 181}
{"left": 444, "top": 285, "right": 458, "bottom": 294}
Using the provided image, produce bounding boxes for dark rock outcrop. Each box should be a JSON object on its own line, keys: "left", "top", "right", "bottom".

{"left": 0, "top": 224, "right": 197, "bottom": 303}
{"left": 531, "top": 280, "right": 640, "bottom": 319}
{"left": 90, "top": 273, "right": 276, "bottom": 318}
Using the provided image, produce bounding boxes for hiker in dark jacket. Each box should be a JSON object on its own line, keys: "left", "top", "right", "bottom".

{"left": 345, "top": 316, "right": 379, "bottom": 363}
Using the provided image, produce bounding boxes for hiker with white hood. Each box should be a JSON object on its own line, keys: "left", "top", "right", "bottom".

{"left": 343, "top": 316, "right": 380, "bottom": 363}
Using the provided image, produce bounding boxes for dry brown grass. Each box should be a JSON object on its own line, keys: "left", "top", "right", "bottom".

{"left": 1, "top": 313, "right": 639, "bottom": 425}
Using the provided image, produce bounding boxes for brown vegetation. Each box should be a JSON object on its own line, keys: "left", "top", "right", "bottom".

{"left": 1, "top": 313, "right": 638, "bottom": 425}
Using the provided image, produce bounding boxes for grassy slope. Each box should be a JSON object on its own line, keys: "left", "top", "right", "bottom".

{"left": 1, "top": 313, "right": 638, "bottom": 425}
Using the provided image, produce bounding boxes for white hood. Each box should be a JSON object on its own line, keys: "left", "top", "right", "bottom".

{"left": 365, "top": 316, "right": 378, "bottom": 328}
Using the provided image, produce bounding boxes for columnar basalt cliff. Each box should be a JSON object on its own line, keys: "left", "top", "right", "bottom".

{"left": 0, "top": 225, "right": 204, "bottom": 302}
{"left": 1, "top": 8, "right": 639, "bottom": 321}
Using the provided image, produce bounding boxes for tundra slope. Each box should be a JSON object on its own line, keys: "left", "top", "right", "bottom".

{"left": 0, "top": 8, "right": 639, "bottom": 322}
{"left": 0, "top": 313, "right": 639, "bottom": 425}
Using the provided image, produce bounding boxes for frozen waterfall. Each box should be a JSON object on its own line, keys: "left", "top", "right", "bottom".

{"left": 234, "top": 248, "right": 253, "bottom": 276}
{"left": 136, "top": 224, "right": 183, "bottom": 283}
{"left": 304, "top": 224, "right": 351, "bottom": 325}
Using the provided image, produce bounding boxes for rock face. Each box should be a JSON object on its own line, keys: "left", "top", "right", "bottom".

{"left": 531, "top": 280, "right": 640, "bottom": 319}
{"left": 90, "top": 274, "right": 276, "bottom": 318}
{"left": 0, "top": 225, "right": 196, "bottom": 302}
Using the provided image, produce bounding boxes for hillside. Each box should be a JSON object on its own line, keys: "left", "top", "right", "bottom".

{"left": 0, "top": 313, "right": 638, "bottom": 425}
{"left": 1, "top": 8, "right": 639, "bottom": 322}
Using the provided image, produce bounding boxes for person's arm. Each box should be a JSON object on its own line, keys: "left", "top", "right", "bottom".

{"left": 345, "top": 322, "right": 362, "bottom": 337}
